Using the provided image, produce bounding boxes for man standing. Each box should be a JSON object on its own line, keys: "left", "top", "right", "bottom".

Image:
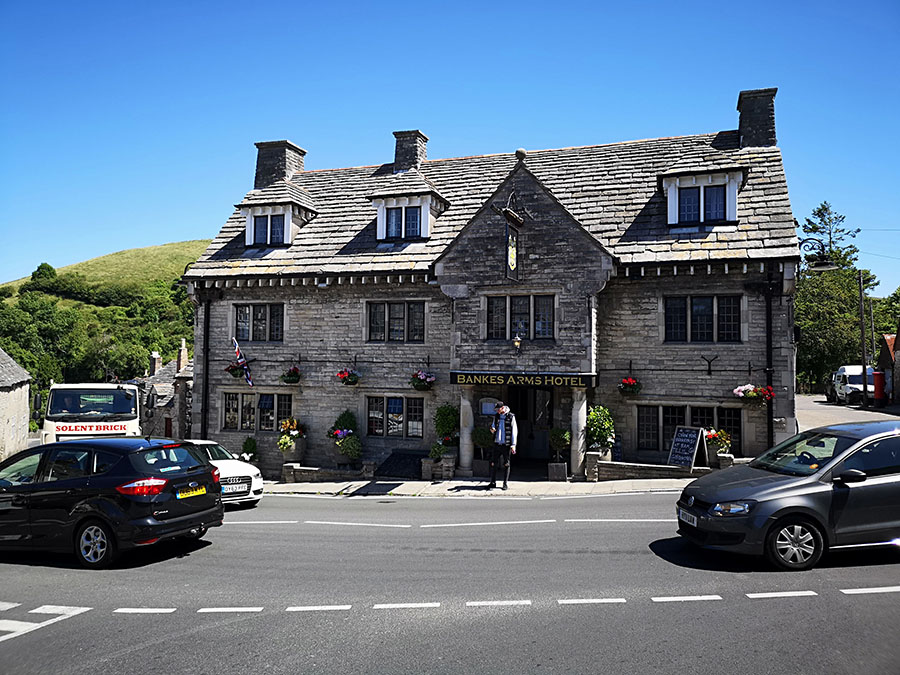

{"left": 489, "top": 401, "right": 517, "bottom": 490}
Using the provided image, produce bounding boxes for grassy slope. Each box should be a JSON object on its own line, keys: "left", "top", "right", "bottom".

{"left": 1, "top": 240, "right": 211, "bottom": 291}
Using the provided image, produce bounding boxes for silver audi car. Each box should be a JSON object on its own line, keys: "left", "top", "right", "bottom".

{"left": 676, "top": 421, "right": 900, "bottom": 570}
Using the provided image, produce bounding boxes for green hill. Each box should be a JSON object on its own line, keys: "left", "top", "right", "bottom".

{"left": 1, "top": 240, "right": 211, "bottom": 291}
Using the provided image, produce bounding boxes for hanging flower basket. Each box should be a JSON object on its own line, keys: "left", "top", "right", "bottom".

{"left": 336, "top": 368, "right": 361, "bottom": 386}
{"left": 409, "top": 369, "right": 436, "bottom": 391}
{"left": 705, "top": 429, "right": 732, "bottom": 454}
{"left": 280, "top": 366, "right": 301, "bottom": 384}
{"left": 733, "top": 384, "right": 775, "bottom": 406}
{"left": 617, "top": 377, "right": 642, "bottom": 395}
{"left": 225, "top": 363, "right": 244, "bottom": 378}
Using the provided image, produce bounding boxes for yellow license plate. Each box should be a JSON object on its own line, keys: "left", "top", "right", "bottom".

{"left": 176, "top": 486, "right": 207, "bottom": 499}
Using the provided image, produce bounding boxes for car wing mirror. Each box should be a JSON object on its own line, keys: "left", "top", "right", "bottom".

{"left": 835, "top": 469, "right": 867, "bottom": 484}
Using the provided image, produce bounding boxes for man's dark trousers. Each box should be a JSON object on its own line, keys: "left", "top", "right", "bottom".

{"left": 489, "top": 443, "right": 511, "bottom": 488}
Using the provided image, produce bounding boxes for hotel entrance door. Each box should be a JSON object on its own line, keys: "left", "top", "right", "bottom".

{"left": 507, "top": 386, "right": 552, "bottom": 460}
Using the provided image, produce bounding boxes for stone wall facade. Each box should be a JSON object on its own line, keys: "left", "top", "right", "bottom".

{"left": 0, "top": 382, "right": 31, "bottom": 460}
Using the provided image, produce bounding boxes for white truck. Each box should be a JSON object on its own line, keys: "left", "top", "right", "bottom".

{"left": 39, "top": 382, "right": 146, "bottom": 444}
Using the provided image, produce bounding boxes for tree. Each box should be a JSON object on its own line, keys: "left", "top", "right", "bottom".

{"left": 30, "top": 262, "right": 57, "bottom": 281}
{"left": 801, "top": 201, "right": 860, "bottom": 267}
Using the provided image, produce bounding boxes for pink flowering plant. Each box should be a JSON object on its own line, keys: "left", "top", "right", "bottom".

{"left": 410, "top": 369, "right": 436, "bottom": 390}
{"left": 733, "top": 383, "right": 775, "bottom": 404}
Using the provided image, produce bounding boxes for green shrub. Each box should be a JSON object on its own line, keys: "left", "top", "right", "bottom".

{"left": 586, "top": 405, "right": 615, "bottom": 450}
{"left": 241, "top": 436, "right": 258, "bottom": 462}
{"left": 429, "top": 442, "right": 445, "bottom": 460}
{"left": 434, "top": 403, "right": 459, "bottom": 441}
{"left": 549, "top": 428, "right": 571, "bottom": 462}
{"left": 327, "top": 409, "right": 358, "bottom": 439}
{"left": 337, "top": 434, "right": 362, "bottom": 459}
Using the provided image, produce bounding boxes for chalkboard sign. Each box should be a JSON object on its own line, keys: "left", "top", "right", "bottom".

{"left": 667, "top": 426, "right": 704, "bottom": 469}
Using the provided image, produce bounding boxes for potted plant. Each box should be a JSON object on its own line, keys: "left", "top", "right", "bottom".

{"left": 336, "top": 367, "right": 361, "bottom": 386}
{"left": 409, "top": 369, "right": 436, "bottom": 391}
{"left": 705, "top": 428, "right": 733, "bottom": 468}
{"left": 617, "top": 376, "right": 642, "bottom": 395}
{"left": 240, "top": 436, "right": 258, "bottom": 463}
{"left": 548, "top": 428, "right": 571, "bottom": 481}
{"left": 225, "top": 362, "right": 245, "bottom": 378}
{"left": 280, "top": 366, "right": 301, "bottom": 384}
{"left": 328, "top": 409, "right": 360, "bottom": 467}
{"left": 733, "top": 383, "right": 775, "bottom": 406}
{"left": 471, "top": 426, "right": 494, "bottom": 478}
{"left": 586, "top": 405, "right": 615, "bottom": 460}
{"left": 278, "top": 417, "right": 307, "bottom": 462}
{"left": 433, "top": 403, "right": 460, "bottom": 446}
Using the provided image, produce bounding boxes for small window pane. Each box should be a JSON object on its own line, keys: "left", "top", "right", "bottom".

{"left": 367, "top": 397, "right": 384, "bottom": 436}
{"left": 0, "top": 452, "right": 41, "bottom": 486}
{"left": 270, "top": 214, "right": 285, "bottom": 244}
{"left": 405, "top": 206, "right": 420, "bottom": 238}
{"left": 690, "top": 406, "right": 715, "bottom": 430}
{"left": 691, "top": 297, "right": 714, "bottom": 342}
{"left": 276, "top": 394, "right": 292, "bottom": 424}
{"left": 717, "top": 407, "right": 742, "bottom": 456}
{"left": 665, "top": 297, "right": 687, "bottom": 342}
{"left": 717, "top": 295, "right": 741, "bottom": 343}
{"left": 236, "top": 306, "right": 250, "bottom": 342}
{"left": 386, "top": 397, "right": 403, "bottom": 437}
{"left": 241, "top": 394, "right": 256, "bottom": 431}
{"left": 224, "top": 393, "right": 238, "bottom": 430}
{"left": 252, "top": 305, "right": 267, "bottom": 341}
{"left": 93, "top": 451, "right": 120, "bottom": 475}
{"left": 387, "top": 208, "right": 403, "bottom": 238}
{"left": 487, "top": 297, "right": 507, "bottom": 340}
{"left": 407, "top": 301, "right": 425, "bottom": 342}
{"left": 662, "top": 406, "right": 686, "bottom": 452}
{"left": 258, "top": 394, "right": 275, "bottom": 430}
{"left": 46, "top": 449, "right": 91, "bottom": 481}
{"left": 254, "top": 215, "right": 268, "bottom": 244}
{"left": 269, "top": 304, "right": 284, "bottom": 342}
{"left": 841, "top": 437, "right": 900, "bottom": 478}
{"left": 388, "top": 303, "right": 405, "bottom": 342}
{"left": 407, "top": 398, "right": 424, "bottom": 438}
{"left": 704, "top": 185, "right": 725, "bottom": 221}
{"left": 510, "top": 296, "right": 530, "bottom": 339}
{"left": 368, "top": 302, "right": 385, "bottom": 342}
{"left": 678, "top": 187, "right": 700, "bottom": 223}
{"left": 534, "top": 296, "right": 554, "bottom": 339}
{"left": 637, "top": 406, "right": 659, "bottom": 451}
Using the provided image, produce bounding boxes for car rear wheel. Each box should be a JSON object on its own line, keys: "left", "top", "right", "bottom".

{"left": 765, "top": 518, "right": 824, "bottom": 571}
{"left": 74, "top": 520, "right": 117, "bottom": 570}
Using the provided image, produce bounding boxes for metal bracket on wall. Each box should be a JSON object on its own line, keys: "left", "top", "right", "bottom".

{"left": 701, "top": 355, "right": 719, "bottom": 376}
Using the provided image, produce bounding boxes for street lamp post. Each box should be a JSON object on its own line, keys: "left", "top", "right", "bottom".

{"left": 857, "top": 269, "right": 869, "bottom": 408}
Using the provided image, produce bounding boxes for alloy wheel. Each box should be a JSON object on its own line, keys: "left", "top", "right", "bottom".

{"left": 79, "top": 525, "right": 109, "bottom": 563}
{"left": 774, "top": 524, "right": 815, "bottom": 565}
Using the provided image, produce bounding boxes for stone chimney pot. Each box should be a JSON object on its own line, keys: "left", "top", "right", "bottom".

{"left": 254, "top": 140, "right": 307, "bottom": 189}
{"left": 737, "top": 88, "right": 778, "bottom": 148}
{"left": 393, "top": 130, "right": 428, "bottom": 172}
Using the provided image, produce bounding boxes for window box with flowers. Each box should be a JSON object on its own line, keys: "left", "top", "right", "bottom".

{"left": 278, "top": 417, "right": 307, "bottom": 462}
{"left": 617, "top": 377, "right": 642, "bottom": 396}
{"left": 336, "top": 367, "right": 361, "bottom": 386}
{"left": 280, "top": 366, "right": 301, "bottom": 384}
{"left": 225, "top": 362, "right": 245, "bottom": 379}
{"left": 733, "top": 383, "right": 775, "bottom": 406}
{"left": 410, "top": 369, "right": 436, "bottom": 391}
{"left": 705, "top": 428, "right": 733, "bottom": 468}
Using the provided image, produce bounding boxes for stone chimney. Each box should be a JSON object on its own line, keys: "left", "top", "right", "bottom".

{"left": 254, "top": 140, "right": 307, "bottom": 189}
{"left": 393, "top": 130, "right": 428, "bottom": 172}
{"left": 150, "top": 351, "right": 161, "bottom": 376}
{"left": 737, "top": 88, "right": 778, "bottom": 148}
{"left": 176, "top": 338, "right": 188, "bottom": 372}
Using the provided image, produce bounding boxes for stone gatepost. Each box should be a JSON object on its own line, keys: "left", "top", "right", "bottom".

{"left": 570, "top": 388, "right": 587, "bottom": 477}
{"left": 457, "top": 385, "right": 475, "bottom": 477}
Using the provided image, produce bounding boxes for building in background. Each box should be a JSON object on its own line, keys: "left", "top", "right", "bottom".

{"left": 0, "top": 347, "right": 31, "bottom": 459}
{"left": 139, "top": 339, "right": 193, "bottom": 439}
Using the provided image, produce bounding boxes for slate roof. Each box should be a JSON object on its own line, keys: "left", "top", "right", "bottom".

{"left": 185, "top": 129, "right": 798, "bottom": 280}
{"left": 0, "top": 347, "right": 30, "bottom": 388}
{"left": 138, "top": 359, "right": 193, "bottom": 407}
{"left": 236, "top": 181, "right": 318, "bottom": 213}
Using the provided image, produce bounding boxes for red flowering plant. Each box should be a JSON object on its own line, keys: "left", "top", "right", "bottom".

{"left": 335, "top": 367, "right": 361, "bottom": 385}
{"left": 733, "top": 384, "right": 775, "bottom": 405}
{"left": 617, "top": 377, "right": 642, "bottom": 395}
{"left": 280, "top": 365, "right": 301, "bottom": 384}
{"left": 705, "top": 429, "right": 732, "bottom": 454}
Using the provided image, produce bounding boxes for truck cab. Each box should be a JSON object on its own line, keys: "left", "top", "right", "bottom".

{"left": 40, "top": 383, "right": 143, "bottom": 444}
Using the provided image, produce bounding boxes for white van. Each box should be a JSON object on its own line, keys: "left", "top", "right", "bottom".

{"left": 833, "top": 365, "right": 874, "bottom": 405}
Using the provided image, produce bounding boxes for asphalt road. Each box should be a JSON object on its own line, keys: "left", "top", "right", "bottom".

{"left": 1, "top": 494, "right": 898, "bottom": 674}
{"left": 796, "top": 393, "right": 899, "bottom": 431}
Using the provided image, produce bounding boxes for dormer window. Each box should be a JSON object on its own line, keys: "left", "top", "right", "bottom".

{"left": 662, "top": 170, "right": 743, "bottom": 227}
{"left": 241, "top": 204, "right": 314, "bottom": 248}
{"left": 371, "top": 196, "right": 438, "bottom": 241}
{"left": 385, "top": 206, "right": 421, "bottom": 239}
{"left": 253, "top": 214, "right": 285, "bottom": 245}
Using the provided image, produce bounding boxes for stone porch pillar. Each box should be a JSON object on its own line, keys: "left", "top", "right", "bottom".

{"left": 570, "top": 387, "right": 587, "bottom": 477}
{"left": 458, "top": 385, "right": 475, "bottom": 477}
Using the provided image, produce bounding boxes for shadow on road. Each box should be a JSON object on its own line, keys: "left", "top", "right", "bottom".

{"left": 0, "top": 538, "right": 212, "bottom": 571}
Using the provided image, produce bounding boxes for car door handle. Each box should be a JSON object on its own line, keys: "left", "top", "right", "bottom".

{"left": 11, "top": 496, "right": 27, "bottom": 506}
{"left": 66, "top": 489, "right": 77, "bottom": 495}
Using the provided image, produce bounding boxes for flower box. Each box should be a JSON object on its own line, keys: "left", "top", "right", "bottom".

{"left": 280, "top": 366, "right": 301, "bottom": 384}
{"left": 617, "top": 377, "right": 642, "bottom": 395}
{"left": 409, "top": 369, "right": 436, "bottom": 391}
{"left": 336, "top": 368, "right": 361, "bottom": 386}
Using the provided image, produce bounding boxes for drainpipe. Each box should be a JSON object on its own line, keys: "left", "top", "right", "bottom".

{"left": 765, "top": 266, "right": 774, "bottom": 449}
{"left": 201, "top": 297, "right": 211, "bottom": 439}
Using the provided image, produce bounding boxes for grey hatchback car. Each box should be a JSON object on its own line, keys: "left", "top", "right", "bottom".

{"left": 677, "top": 421, "right": 900, "bottom": 570}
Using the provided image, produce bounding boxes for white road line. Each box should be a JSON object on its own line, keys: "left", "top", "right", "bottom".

{"left": 223, "top": 520, "right": 299, "bottom": 525}
{"left": 541, "top": 492, "right": 643, "bottom": 500}
{"left": 564, "top": 518, "right": 677, "bottom": 523}
{"left": 746, "top": 591, "right": 818, "bottom": 599}
{"left": 30, "top": 605, "right": 92, "bottom": 616}
{"left": 196, "top": 607, "right": 264, "bottom": 613}
{"left": 466, "top": 600, "right": 532, "bottom": 607}
{"left": 840, "top": 585, "right": 900, "bottom": 595}
{"left": 421, "top": 519, "right": 556, "bottom": 529}
{"left": 0, "top": 619, "right": 40, "bottom": 632}
{"left": 651, "top": 595, "right": 722, "bottom": 603}
{"left": 0, "top": 605, "right": 91, "bottom": 644}
{"left": 557, "top": 598, "right": 627, "bottom": 605}
{"left": 304, "top": 520, "right": 412, "bottom": 529}
{"left": 114, "top": 608, "right": 178, "bottom": 614}
{"left": 372, "top": 603, "right": 441, "bottom": 610}
{"left": 0, "top": 602, "right": 21, "bottom": 612}
{"left": 285, "top": 605, "right": 352, "bottom": 612}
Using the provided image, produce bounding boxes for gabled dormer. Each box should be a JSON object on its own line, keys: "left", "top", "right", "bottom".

{"left": 659, "top": 165, "right": 746, "bottom": 227}
{"left": 366, "top": 130, "right": 448, "bottom": 241}
{"left": 238, "top": 140, "right": 317, "bottom": 247}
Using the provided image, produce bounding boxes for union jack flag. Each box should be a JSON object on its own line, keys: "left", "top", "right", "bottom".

{"left": 232, "top": 337, "right": 253, "bottom": 387}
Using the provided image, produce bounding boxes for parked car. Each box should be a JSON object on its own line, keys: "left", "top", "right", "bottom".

{"left": 191, "top": 440, "right": 263, "bottom": 507}
{"left": 0, "top": 438, "right": 224, "bottom": 569}
{"left": 676, "top": 421, "right": 900, "bottom": 570}
{"left": 833, "top": 365, "right": 875, "bottom": 405}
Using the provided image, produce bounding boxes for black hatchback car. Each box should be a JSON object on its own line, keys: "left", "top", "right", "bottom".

{"left": 677, "top": 421, "right": 900, "bottom": 570}
{"left": 0, "top": 438, "right": 224, "bottom": 568}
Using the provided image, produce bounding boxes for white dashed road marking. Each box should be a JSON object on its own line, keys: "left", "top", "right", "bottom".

{"left": 421, "top": 519, "right": 556, "bottom": 529}
{"left": 746, "top": 591, "right": 818, "bottom": 599}
{"left": 466, "top": 600, "right": 532, "bottom": 607}
{"left": 372, "top": 603, "right": 441, "bottom": 610}
{"left": 0, "top": 604, "right": 92, "bottom": 644}
{"left": 839, "top": 585, "right": 900, "bottom": 595}
{"left": 558, "top": 598, "right": 627, "bottom": 605}
{"left": 651, "top": 595, "right": 722, "bottom": 603}
{"left": 564, "top": 519, "right": 677, "bottom": 523}
{"left": 223, "top": 520, "right": 299, "bottom": 525}
{"left": 196, "top": 607, "right": 264, "bottom": 613}
{"left": 286, "top": 605, "right": 352, "bottom": 612}
{"left": 304, "top": 521, "right": 412, "bottom": 529}
{"left": 0, "top": 602, "right": 21, "bottom": 611}
{"left": 114, "top": 608, "right": 178, "bottom": 614}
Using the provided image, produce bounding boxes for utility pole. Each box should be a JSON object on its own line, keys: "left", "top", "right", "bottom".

{"left": 869, "top": 298, "right": 876, "bottom": 360}
{"left": 858, "top": 270, "right": 869, "bottom": 408}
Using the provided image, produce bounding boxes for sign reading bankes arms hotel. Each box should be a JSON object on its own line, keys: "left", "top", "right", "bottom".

{"left": 450, "top": 371, "right": 597, "bottom": 388}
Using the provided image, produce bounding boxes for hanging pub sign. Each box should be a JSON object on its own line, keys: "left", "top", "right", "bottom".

{"left": 506, "top": 222, "right": 519, "bottom": 281}
{"left": 451, "top": 371, "right": 597, "bottom": 388}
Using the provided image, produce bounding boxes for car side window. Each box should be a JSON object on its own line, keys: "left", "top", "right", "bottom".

{"left": 840, "top": 437, "right": 900, "bottom": 478}
{"left": 44, "top": 449, "right": 92, "bottom": 482}
{"left": 93, "top": 451, "right": 120, "bottom": 475}
{"left": 0, "top": 452, "right": 43, "bottom": 487}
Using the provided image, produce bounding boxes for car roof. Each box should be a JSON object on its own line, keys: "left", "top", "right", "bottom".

{"left": 48, "top": 437, "right": 189, "bottom": 453}
{"left": 808, "top": 420, "right": 900, "bottom": 440}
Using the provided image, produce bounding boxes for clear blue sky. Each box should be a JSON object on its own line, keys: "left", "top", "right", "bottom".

{"left": 2, "top": 1, "right": 898, "bottom": 295}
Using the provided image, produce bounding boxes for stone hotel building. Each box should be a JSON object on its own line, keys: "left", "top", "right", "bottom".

{"left": 184, "top": 88, "right": 800, "bottom": 479}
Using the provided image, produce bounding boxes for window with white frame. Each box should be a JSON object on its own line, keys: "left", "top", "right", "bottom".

{"left": 366, "top": 396, "right": 424, "bottom": 438}
{"left": 371, "top": 196, "right": 431, "bottom": 241}
{"left": 251, "top": 214, "right": 286, "bottom": 245}
{"left": 662, "top": 171, "right": 742, "bottom": 226}
{"left": 486, "top": 295, "right": 555, "bottom": 341}
{"left": 235, "top": 303, "right": 284, "bottom": 342}
{"left": 222, "top": 392, "right": 292, "bottom": 432}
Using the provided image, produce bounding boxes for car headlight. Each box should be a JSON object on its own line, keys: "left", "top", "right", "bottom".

{"left": 252, "top": 470, "right": 262, "bottom": 479}
{"left": 709, "top": 500, "right": 755, "bottom": 517}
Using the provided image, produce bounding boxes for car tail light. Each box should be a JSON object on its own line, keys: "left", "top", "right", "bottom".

{"left": 116, "top": 477, "right": 168, "bottom": 496}
{"left": 212, "top": 468, "right": 220, "bottom": 483}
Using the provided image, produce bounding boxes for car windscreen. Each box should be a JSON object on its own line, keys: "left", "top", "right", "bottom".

{"left": 129, "top": 444, "right": 208, "bottom": 477}
{"left": 203, "top": 444, "right": 234, "bottom": 461}
{"left": 749, "top": 431, "right": 857, "bottom": 476}
{"left": 47, "top": 388, "right": 137, "bottom": 420}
